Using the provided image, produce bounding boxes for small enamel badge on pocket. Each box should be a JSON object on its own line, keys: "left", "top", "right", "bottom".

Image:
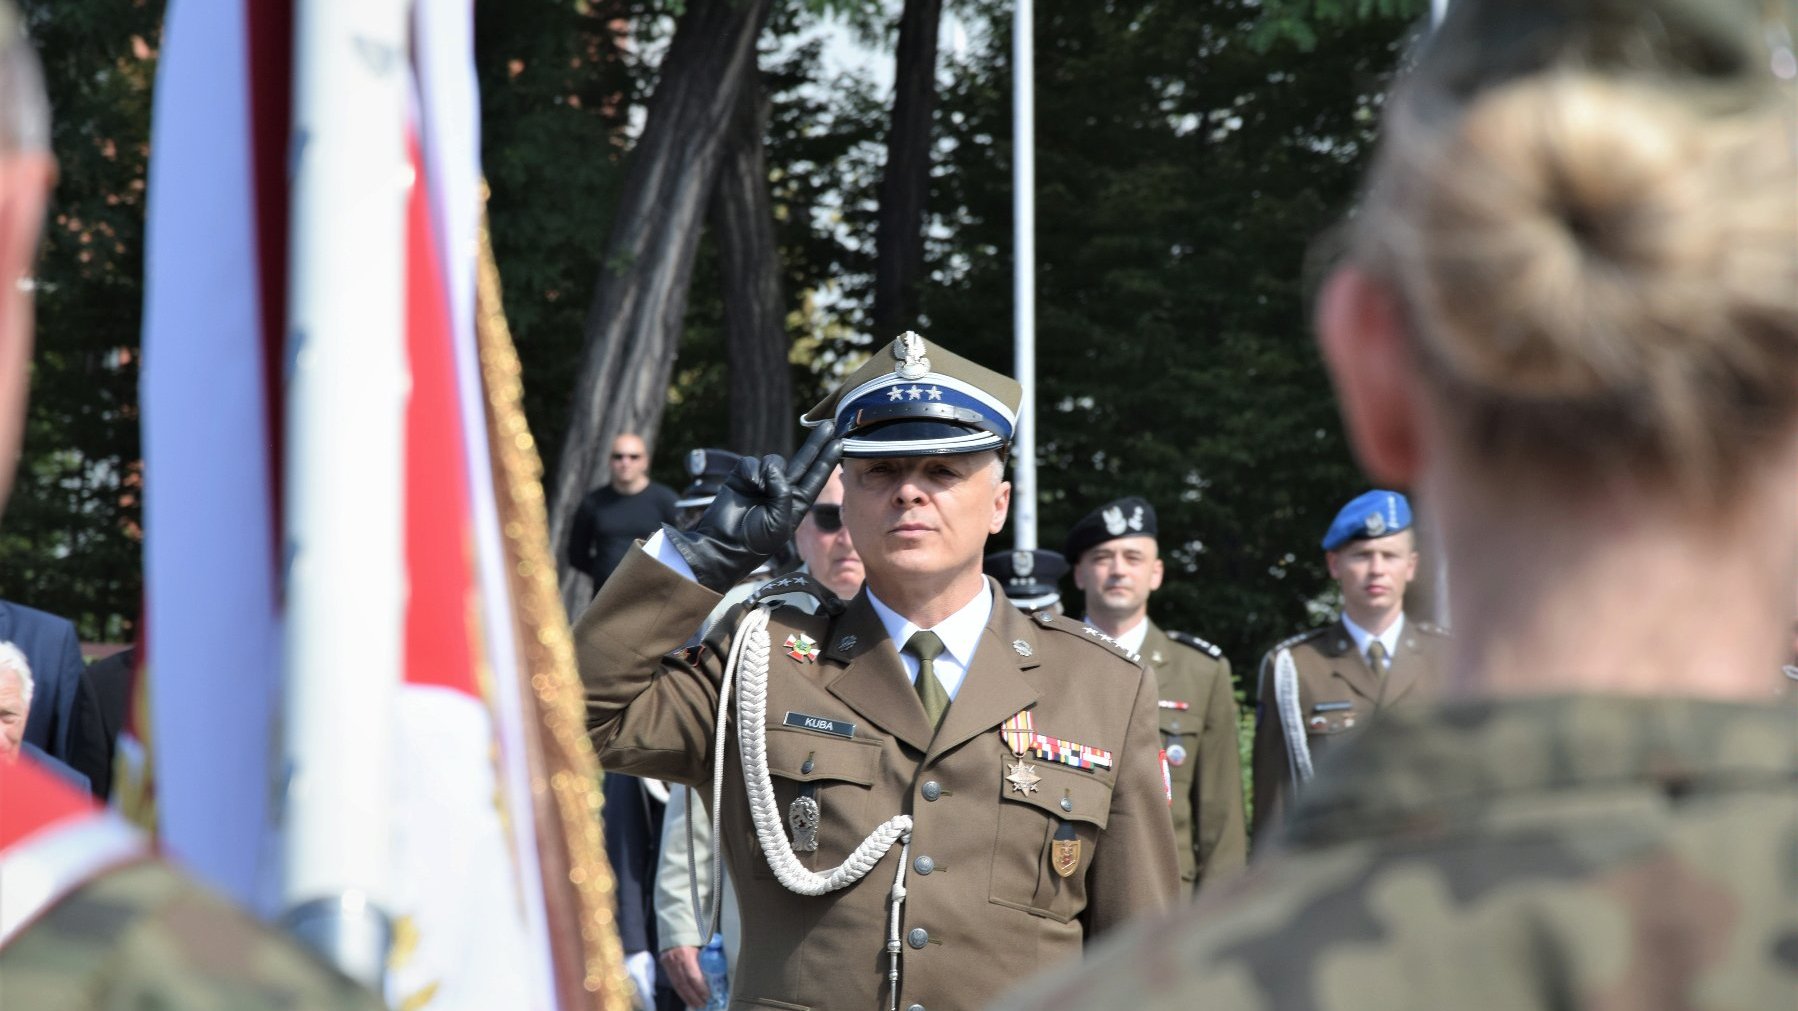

{"left": 1051, "top": 821, "right": 1080, "bottom": 878}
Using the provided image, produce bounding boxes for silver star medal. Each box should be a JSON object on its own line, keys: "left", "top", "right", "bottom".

{"left": 789, "top": 795, "right": 820, "bottom": 852}
{"left": 893, "top": 331, "right": 931, "bottom": 380}
{"left": 1005, "top": 759, "right": 1042, "bottom": 795}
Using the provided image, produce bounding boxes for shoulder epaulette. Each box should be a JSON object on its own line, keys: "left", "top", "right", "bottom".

{"left": 1257, "top": 626, "right": 1328, "bottom": 673}
{"left": 1036, "top": 614, "right": 1143, "bottom": 666}
{"left": 1166, "top": 629, "right": 1223, "bottom": 659}
{"left": 746, "top": 572, "right": 846, "bottom": 615}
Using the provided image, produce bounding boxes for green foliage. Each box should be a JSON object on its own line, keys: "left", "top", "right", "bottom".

{"left": 1250, "top": 0, "right": 1429, "bottom": 52}
{"left": 476, "top": 0, "right": 646, "bottom": 483}
{"left": 0, "top": 0, "right": 161, "bottom": 642}
{"left": 922, "top": 0, "right": 1409, "bottom": 692}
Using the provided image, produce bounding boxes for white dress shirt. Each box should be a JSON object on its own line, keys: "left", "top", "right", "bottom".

{"left": 865, "top": 583, "right": 993, "bottom": 701}
{"left": 641, "top": 532, "right": 992, "bottom": 699}
{"left": 1341, "top": 611, "right": 1406, "bottom": 666}
{"left": 1112, "top": 616, "right": 1151, "bottom": 656}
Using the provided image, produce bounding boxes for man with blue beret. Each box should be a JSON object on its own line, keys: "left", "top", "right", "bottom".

{"left": 576, "top": 331, "right": 1178, "bottom": 1011}
{"left": 1249, "top": 490, "right": 1449, "bottom": 842}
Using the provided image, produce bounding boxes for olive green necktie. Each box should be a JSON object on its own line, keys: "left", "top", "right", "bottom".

{"left": 905, "top": 630, "right": 950, "bottom": 730}
{"left": 1367, "top": 640, "right": 1390, "bottom": 679}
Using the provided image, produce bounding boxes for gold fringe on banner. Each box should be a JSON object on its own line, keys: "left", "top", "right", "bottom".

{"left": 474, "top": 203, "right": 634, "bottom": 1011}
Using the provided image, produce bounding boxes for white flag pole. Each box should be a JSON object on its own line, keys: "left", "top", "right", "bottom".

{"left": 1012, "top": 0, "right": 1038, "bottom": 551}
{"left": 279, "top": 0, "right": 411, "bottom": 986}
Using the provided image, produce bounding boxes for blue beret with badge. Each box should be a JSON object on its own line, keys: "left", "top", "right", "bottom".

{"left": 1321, "top": 490, "right": 1413, "bottom": 551}
{"left": 1063, "top": 496, "right": 1158, "bottom": 564}
{"left": 801, "top": 331, "right": 1022, "bottom": 458}
{"left": 984, "top": 548, "right": 1069, "bottom": 612}
{"left": 676, "top": 447, "right": 745, "bottom": 509}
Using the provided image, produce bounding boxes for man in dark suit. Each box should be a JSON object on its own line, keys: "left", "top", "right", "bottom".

{"left": 64, "top": 646, "right": 133, "bottom": 799}
{"left": 0, "top": 598, "right": 85, "bottom": 761}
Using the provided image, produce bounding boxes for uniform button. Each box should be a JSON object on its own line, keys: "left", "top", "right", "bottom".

{"left": 1060, "top": 797, "right": 1073, "bottom": 813}
{"left": 908, "top": 1005, "right": 925, "bottom": 1011}
{"left": 921, "top": 781, "right": 941, "bottom": 802}
{"left": 907, "top": 927, "right": 929, "bottom": 949}
{"left": 800, "top": 758, "right": 814, "bottom": 774}
{"left": 913, "top": 855, "right": 935, "bottom": 875}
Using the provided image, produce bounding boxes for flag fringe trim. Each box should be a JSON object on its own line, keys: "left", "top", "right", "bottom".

{"left": 475, "top": 202, "right": 634, "bottom": 1010}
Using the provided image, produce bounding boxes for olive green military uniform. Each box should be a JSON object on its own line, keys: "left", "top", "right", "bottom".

{"left": 0, "top": 860, "right": 387, "bottom": 1010}
{"left": 997, "top": 695, "right": 1798, "bottom": 1010}
{"left": 1141, "top": 622, "right": 1246, "bottom": 893}
{"left": 576, "top": 549, "right": 1180, "bottom": 1011}
{"left": 1250, "top": 618, "right": 1449, "bottom": 841}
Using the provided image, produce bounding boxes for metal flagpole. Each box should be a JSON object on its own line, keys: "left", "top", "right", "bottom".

{"left": 1012, "top": 0, "right": 1038, "bottom": 551}
{"left": 279, "top": 0, "right": 410, "bottom": 988}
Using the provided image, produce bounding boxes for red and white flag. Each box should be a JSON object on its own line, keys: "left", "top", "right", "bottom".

{"left": 140, "top": 2, "right": 622, "bottom": 1006}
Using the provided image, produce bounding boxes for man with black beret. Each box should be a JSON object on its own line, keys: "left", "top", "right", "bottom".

{"left": 1065, "top": 496, "right": 1247, "bottom": 894}
{"left": 576, "top": 332, "right": 1178, "bottom": 1011}
{"left": 1250, "top": 490, "right": 1450, "bottom": 842}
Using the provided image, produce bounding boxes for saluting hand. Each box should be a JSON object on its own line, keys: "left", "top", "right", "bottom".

{"left": 664, "top": 422, "right": 843, "bottom": 592}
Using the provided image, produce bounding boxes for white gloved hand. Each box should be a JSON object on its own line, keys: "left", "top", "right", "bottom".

{"left": 625, "top": 949, "right": 657, "bottom": 1009}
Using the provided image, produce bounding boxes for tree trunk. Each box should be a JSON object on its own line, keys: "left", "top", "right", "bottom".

{"left": 714, "top": 68, "right": 793, "bottom": 459}
{"left": 871, "top": 0, "right": 944, "bottom": 339}
{"left": 549, "top": 0, "right": 774, "bottom": 614}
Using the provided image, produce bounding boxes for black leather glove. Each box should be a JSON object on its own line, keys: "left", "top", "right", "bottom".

{"left": 664, "top": 422, "right": 843, "bottom": 592}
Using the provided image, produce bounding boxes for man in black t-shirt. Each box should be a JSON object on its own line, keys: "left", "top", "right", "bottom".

{"left": 567, "top": 433, "right": 679, "bottom": 586}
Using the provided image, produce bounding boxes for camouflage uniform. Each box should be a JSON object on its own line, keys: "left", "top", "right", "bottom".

{"left": 995, "top": 695, "right": 1798, "bottom": 1009}
{"left": 0, "top": 860, "right": 388, "bottom": 1010}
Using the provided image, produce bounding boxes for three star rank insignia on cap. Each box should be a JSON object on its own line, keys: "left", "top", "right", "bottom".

{"left": 784, "top": 632, "right": 819, "bottom": 663}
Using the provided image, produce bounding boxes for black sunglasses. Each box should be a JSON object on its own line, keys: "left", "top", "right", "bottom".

{"left": 809, "top": 504, "right": 843, "bottom": 532}
{"left": 611, "top": 452, "right": 643, "bottom": 461}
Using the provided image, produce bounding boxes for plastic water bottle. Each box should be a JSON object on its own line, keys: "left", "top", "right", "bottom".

{"left": 698, "top": 933, "right": 729, "bottom": 1011}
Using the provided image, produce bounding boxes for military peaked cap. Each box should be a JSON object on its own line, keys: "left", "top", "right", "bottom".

{"left": 802, "top": 332, "right": 1022, "bottom": 458}
{"left": 984, "top": 548, "right": 1069, "bottom": 612}
{"left": 676, "top": 448, "right": 744, "bottom": 509}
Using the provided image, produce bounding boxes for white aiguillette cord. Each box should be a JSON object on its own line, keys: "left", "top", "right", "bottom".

{"left": 687, "top": 604, "right": 915, "bottom": 1011}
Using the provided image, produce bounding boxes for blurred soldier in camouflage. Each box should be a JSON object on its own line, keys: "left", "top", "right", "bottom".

{"left": 998, "top": 0, "right": 1798, "bottom": 1007}
{"left": 0, "top": 6, "right": 382, "bottom": 1006}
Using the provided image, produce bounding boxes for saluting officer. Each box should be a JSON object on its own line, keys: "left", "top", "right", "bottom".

{"left": 576, "top": 333, "right": 1178, "bottom": 1011}
{"left": 1250, "top": 489, "right": 1449, "bottom": 841}
{"left": 1064, "top": 496, "right": 1247, "bottom": 894}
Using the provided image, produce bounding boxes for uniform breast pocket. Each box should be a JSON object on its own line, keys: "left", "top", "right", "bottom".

{"left": 1304, "top": 701, "right": 1360, "bottom": 738}
{"left": 988, "top": 756, "right": 1113, "bottom": 923}
{"left": 1158, "top": 710, "right": 1199, "bottom": 788}
{"left": 750, "top": 724, "right": 882, "bottom": 880}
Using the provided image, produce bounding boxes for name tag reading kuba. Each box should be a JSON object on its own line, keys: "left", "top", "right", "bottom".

{"left": 783, "top": 711, "right": 856, "bottom": 739}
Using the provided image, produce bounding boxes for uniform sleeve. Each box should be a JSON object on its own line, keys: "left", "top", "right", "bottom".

{"left": 1249, "top": 652, "right": 1289, "bottom": 847}
{"left": 1193, "top": 657, "right": 1247, "bottom": 886}
{"left": 1080, "top": 664, "right": 1180, "bottom": 938}
{"left": 654, "top": 786, "right": 711, "bottom": 951}
{"left": 574, "top": 546, "right": 731, "bottom": 785}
